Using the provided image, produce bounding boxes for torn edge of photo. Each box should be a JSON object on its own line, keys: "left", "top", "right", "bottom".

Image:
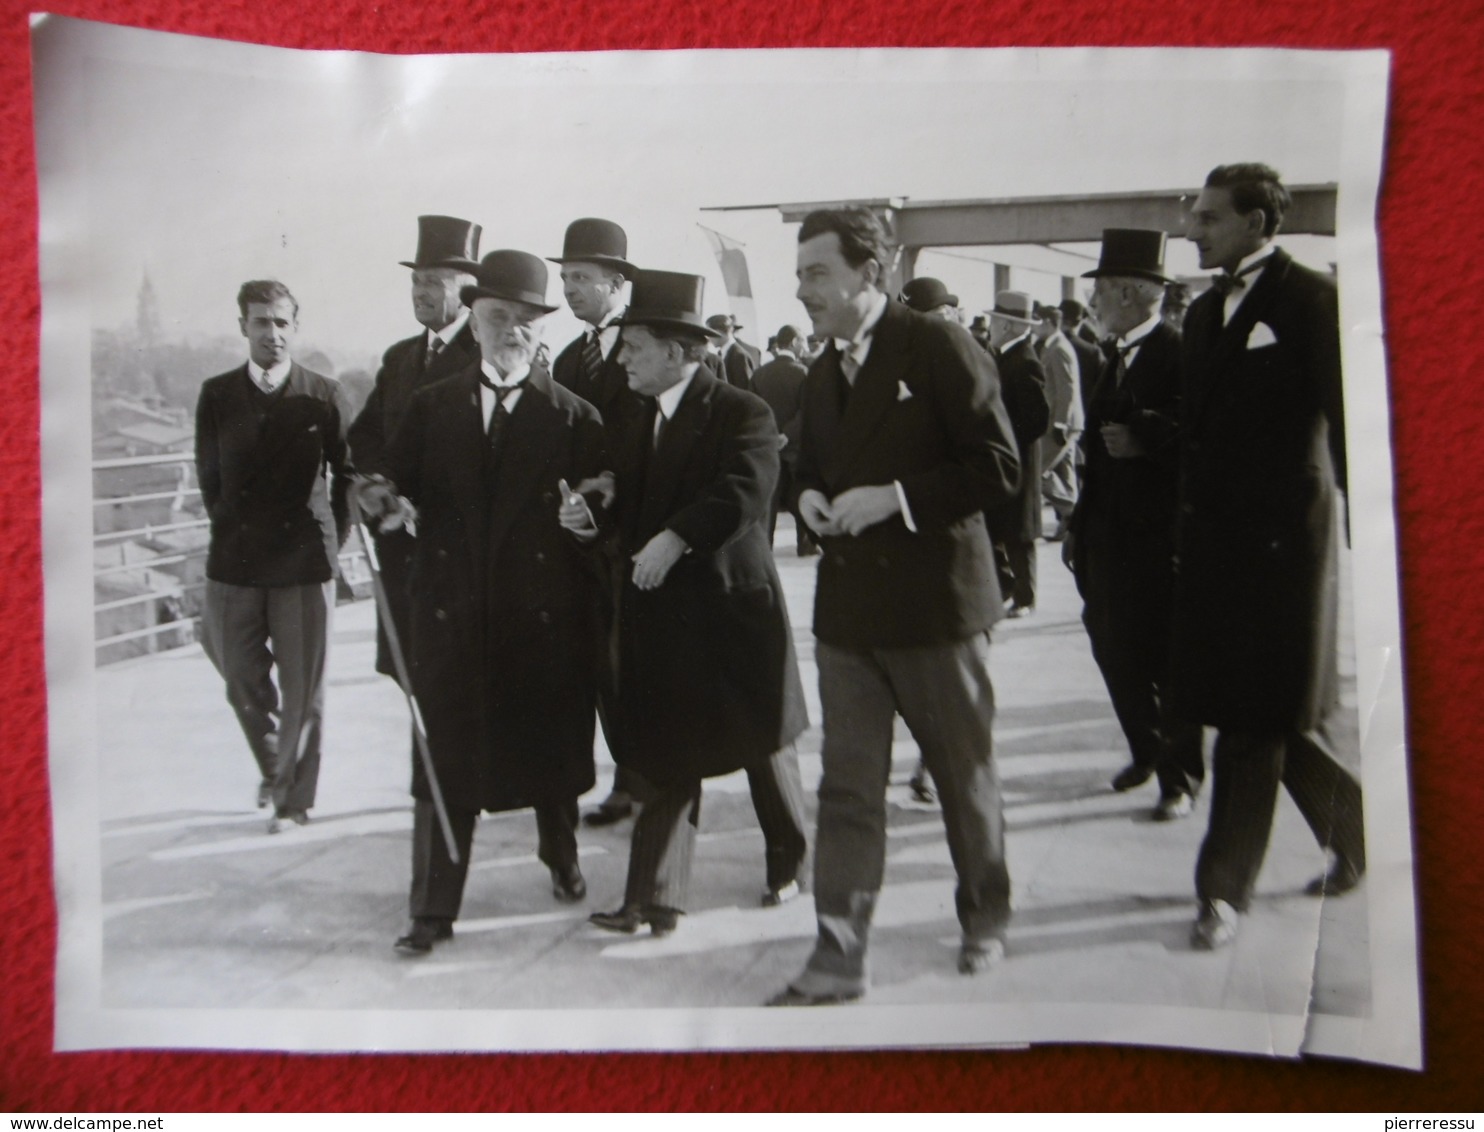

{"left": 31, "top": 14, "right": 1420, "bottom": 1066}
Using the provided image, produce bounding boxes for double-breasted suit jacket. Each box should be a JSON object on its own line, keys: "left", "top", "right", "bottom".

{"left": 195, "top": 362, "right": 353, "bottom": 586}
{"left": 985, "top": 336, "right": 1051, "bottom": 547}
{"left": 1071, "top": 320, "right": 1185, "bottom": 636}
{"left": 1172, "top": 248, "right": 1347, "bottom": 733}
{"left": 348, "top": 322, "right": 480, "bottom": 674}
{"left": 609, "top": 369, "right": 808, "bottom": 786}
{"left": 793, "top": 300, "right": 1022, "bottom": 648}
{"left": 373, "top": 364, "right": 609, "bottom": 812}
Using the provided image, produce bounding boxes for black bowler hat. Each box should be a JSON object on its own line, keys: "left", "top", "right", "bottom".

{"left": 399, "top": 215, "right": 482, "bottom": 269}
{"left": 548, "top": 218, "right": 638, "bottom": 277}
{"left": 624, "top": 271, "right": 723, "bottom": 340}
{"left": 899, "top": 276, "right": 959, "bottom": 313}
{"left": 458, "top": 250, "right": 558, "bottom": 313}
{"left": 1082, "top": 228, "right": 1171, "bottom": 284}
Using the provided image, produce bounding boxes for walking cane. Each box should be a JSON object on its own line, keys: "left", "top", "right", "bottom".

{"left": 350, "top": 494, "right": 461, "bottom": 865}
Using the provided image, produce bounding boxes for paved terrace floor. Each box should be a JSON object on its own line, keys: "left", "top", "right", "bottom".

{"left": 91, "top": 516, "right": 1370, "bottom": 1043}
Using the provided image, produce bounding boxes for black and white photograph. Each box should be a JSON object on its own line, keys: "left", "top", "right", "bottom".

{"left": 33, "top": 16, "right": 1419, "bottom": 1064}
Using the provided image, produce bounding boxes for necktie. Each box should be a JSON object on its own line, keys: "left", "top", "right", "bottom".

{"left": 424, "top": 335, "right": 443, "bottom": 371}
{"left": 580, "top": 329, "right": 604, "bottom": 390}
{"left": 652, "top": 405, "right": 669, "bottom": 451}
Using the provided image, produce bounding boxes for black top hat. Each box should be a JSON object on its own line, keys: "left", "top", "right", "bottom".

{"left": 625, "top": 271, "right": 722, "bottom": 340}
{"left": 399, "top": 215, "right": 482, "bottom": 269}
{"left": 899, "top": 277, "right": 959, "bottom": 313}
{"left": 547, "top": 218, "right": 638, "bottom": 277}
{"left": 458, "top": 250, "right": 558, "bottom": 313}
{"left": 1082, "top": 228, "right": 1171, "bottom": 284}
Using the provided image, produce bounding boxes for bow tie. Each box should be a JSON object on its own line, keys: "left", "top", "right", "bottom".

{"left": 1211, "top": 260, "right": 1267, "bottom": 297}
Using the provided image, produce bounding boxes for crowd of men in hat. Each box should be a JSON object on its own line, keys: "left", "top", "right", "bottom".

{"left": 193, "top": 162, "right": 1365, "bottom": 1004}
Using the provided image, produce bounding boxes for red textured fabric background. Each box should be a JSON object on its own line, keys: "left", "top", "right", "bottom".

{"left": 2, "top": 0, "right": 1480, "bottom": 1113}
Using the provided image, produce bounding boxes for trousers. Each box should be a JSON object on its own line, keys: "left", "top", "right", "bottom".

{"left": 795, "top": 637, "right": 1010, "bottom": 996}
{"left": 200, "top": 578, "right": 333, "bottom": 814}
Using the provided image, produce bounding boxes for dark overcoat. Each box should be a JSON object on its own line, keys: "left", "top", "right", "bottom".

{"left": 1171, "top": 248, "right": 1346, "bottom": 732}
{"left": 792, "top": 299, "right": 1021, "bottom": 649}
{"left": 195, "top": 362, "right": 352, "bottom": 587}
{"left": 986, "top": 336, "right": 1051, "bottom": 544}
{"left": 552, "top": 323, "right": 647, "bottom": 438}
{"left": 609, "top": 369, "right": 808, "bottom": 786}
{"left": 1070, "top": 320, "right": 1185, "bottom": 666}
{"left": 348, "top": 321, "right": 480, "bottom": 675}
{"left": 374, "top": 364, "right": 608, "bottom": 811}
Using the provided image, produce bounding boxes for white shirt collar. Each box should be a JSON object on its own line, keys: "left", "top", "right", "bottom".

{"left": 1234, "top": 244, "right": 1278, "bottom": 278}
{"left": 429, "top": 309, "right": 469, "bottom": 348}
{"left": 656, "top": 367, "right": 699, "bottom": 420}
{"left": 832, "top": 291, "right": 889, "bottom": 357}
{"left": 998, "top": 331, "right": 1033, "bottom": 354}
{"left": 247, "top": 357, "right": 292, "bottom": 391}
{"left": 480, "top": 359, "right": 531, "bottom": 388}
{"left": 1118, "top": 312, "right": 1164, "bottom": 348}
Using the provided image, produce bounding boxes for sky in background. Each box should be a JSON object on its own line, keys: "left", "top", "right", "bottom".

{"left": 53, "top": 23, "right": 1355, "bottom": 369}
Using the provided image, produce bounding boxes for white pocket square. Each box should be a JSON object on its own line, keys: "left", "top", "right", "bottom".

{"left": 897, "top": 381, "right": 913, "bottom": 402}
{"left": 1246, "top": 321, "right": 1278, "bottom": 349}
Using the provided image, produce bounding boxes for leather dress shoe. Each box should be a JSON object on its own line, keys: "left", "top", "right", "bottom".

{"left": 760, "top": 879, "right": 800, "bottom": 908}
{"left": 765, "top": 985, "right": 863, "bottom": 1007}
{"left": 394, "top": 917, "right": 453, "bottom": 956}
{"left": 589, "top": 905, "right": 679, "bottom": 938}
{"left": 583, "top": 792, "right": 634, "bottom": 827}
{"left": 1305, "top": 854, "right": 1364, "bottom": 897}
{"left": 256, "top": 781, "right": 273, "bottom": 809}
{"left": 1004, "top": 603, "right": 1034, "bottom": 620}
{"left": 958, "top": 937, "right": 1007, "bottom": 974}
{"left": 1191, "top": 899, "right": 1240, "bottom": 950}
{"left": 550, "top": 863, "right": 587, "bottom": 903}
{"left": 1111, "top": 764, "right": 1154, "bottom": 793}
{"left": 1153, "top": 792, "right": 1194, "bottom": 822}
{"left": 266, "top": 808, "right": 309, "bottom": 834}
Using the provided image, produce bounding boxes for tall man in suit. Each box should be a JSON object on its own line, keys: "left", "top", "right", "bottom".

{"left": 1032, "top": 304, "right": 1083, "bottom": 543}
{"left": 706, "top": 312, "right": 760, "bottom": 390}
{"left": 1060, "top": 298, "right": 1105, "bottom": 421}
{"left": 546, "top": 217, "right": 654, "bottom": 829}
{"left": 195, "top": 280, "right": 353, "bottom": 832}
{"left": 770, "top": 208, "right": 1021, "bottom": 1005}
{"left": 348, "top": 215, "right": 481, "bottom": 682}
{"left": 580, "top": 270, "right": 810, "bottom": 936}
{"left": 357, "top": 250, "right": 608, "bottom": 956}
{"left": 1070, "top": 229, "right": 1204, "bottom": 822}
{"left": 985, "top": 291, "right": 1051, "bottom": 618}
{"left": 1175, "top": 164, "right": 1365, "bottom": 949}
{"left": 749, "top": 323, "right": 817, "bottom": 554}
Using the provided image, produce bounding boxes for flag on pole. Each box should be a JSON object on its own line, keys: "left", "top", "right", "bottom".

{"left": 698, "top": 224, "right": 760, "bottom": 348}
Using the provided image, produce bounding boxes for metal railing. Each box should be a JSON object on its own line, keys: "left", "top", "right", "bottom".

{"left": 93, "top": 450, "right": 370, "bottom": 659}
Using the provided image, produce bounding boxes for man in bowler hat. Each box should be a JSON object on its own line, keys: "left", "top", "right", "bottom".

{"left": 1175, "top": 164, "right": 1365, "bottom": 949}
{"left": 582, "top": 269, "right": 810, "bottom": 937}
{"left": 546, "top": 217, "right": 655, "bottom": 829}
{"left": 706, "top": 312, "right": 761, "bottom": 390}
{"left": 985, "top": 290, "right": 1051, "bottom": 618}
{"left": 357, "top": 250, "right": 608, "bottom": 956}
{"left": 195, "top": 280, "right": 353, "bottom": 832}
{"left": 771, "top": 208, "right": 1021, "bottom": 1004}
{"left": 1070, "top": 228, "right": 1204, "bottom": 822}
{"left": 348, "top": 215, "right": 481, "bottom": 683}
